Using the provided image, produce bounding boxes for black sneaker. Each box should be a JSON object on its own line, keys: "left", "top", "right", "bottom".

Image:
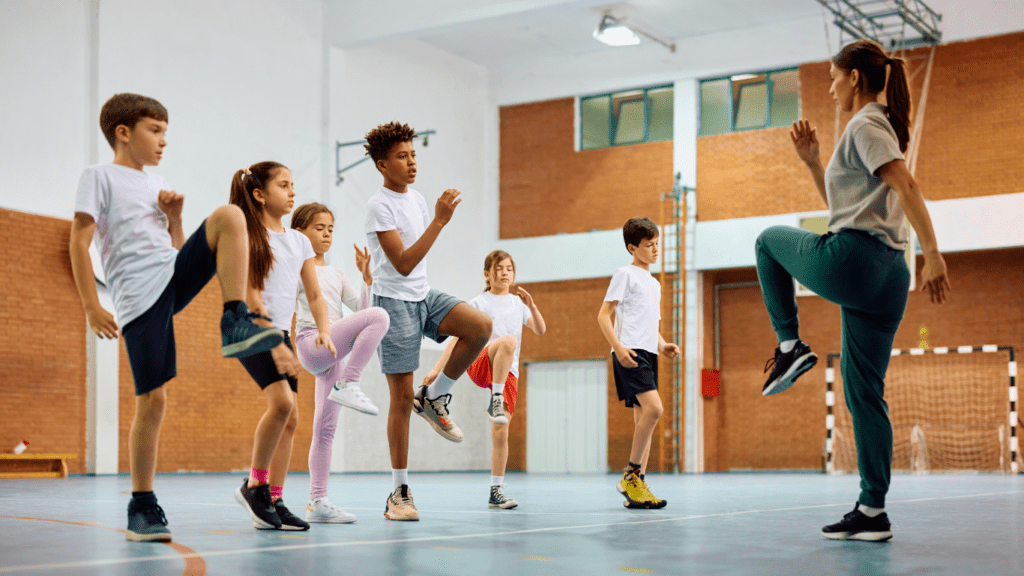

{"left": 488, "top": 485, "right": 518, "bottom": 509}
{"left": 260, "top": 499, "right": 310, "bottom": 531}
{"left": 221, "top": 302, "right": 285, "bottom": 358}
{"left": 822, "top": 504, "right": 893, "bottom": 541}
{"left": 126, "top": 494, "right": 172, "bottom": 542}
{"left": 762, "top": 341, "right": 818, "bottom": 396}
{"left": 234, "top": 478, "right": 282, "bottom": 529}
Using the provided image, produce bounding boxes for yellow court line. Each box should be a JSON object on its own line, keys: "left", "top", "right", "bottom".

{"left": 519, "top": 555, "right": 552, "bottom": 561}
{"left": 618, "top": 568, "right": 655, "bottom": 574}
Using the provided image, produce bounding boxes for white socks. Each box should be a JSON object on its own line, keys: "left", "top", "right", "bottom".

{"left": 427, "top": 372, "right": 457, "bottom": 399}
{"left": 858, "top": 503, "right": 884, "bottom": 517}
{"left": 779, "top": 339, "right": 798, "bottom": 353}
{"left": 491, "top": 476, "right": 503, "bottom": 487}
{"left": 392, "top": 468, "right": 408, "bottom": 490}
{"left": 491, "top": 385, "right": 503, "bottom": 398}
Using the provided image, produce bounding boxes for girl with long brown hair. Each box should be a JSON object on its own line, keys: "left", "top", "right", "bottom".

{"left": 755, "top": 39, "right": 950, "bottom": 541}
{"left": 229, "top": 162, "right": 337, "bottom": 531}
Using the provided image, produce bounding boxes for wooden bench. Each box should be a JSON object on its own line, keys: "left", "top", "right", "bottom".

{"left": 0, "top": 454, "right": 77, "bottom": 478}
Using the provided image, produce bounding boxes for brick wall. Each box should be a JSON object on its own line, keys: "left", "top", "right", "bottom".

{"left": 0, "top": 208, "right": 87, "bottom": 472}
{"left": 116, "top": 282, "right": 318, "bottom": 474}
{"left": 499, "top": 98, "right": 674, "bottom": 239}
{"left": 697, "top": 32, "right": 1024, "bottom": 221}
{"left": 701, "top": 248, "right": 1024, "bottom": 471}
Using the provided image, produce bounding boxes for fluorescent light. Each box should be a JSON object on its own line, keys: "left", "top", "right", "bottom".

{"left": 594, "top": 15, "right": 640, "bottom": 46}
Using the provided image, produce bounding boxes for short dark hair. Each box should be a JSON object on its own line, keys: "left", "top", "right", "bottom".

{"left": 364, "top": 122, "right": 417, "bottom": 169}
{"left": 99, "top": 93, "right": 168, "bottom": 150}
{"left": 623, "top": 217, "right": 659, "bottom": 252}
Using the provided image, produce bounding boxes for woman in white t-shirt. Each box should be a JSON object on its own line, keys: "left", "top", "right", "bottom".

{"left": 229, "top": 161, "right": 337, "bottom": 532}
{"left": 424, "top": 250, "right": 546, "bottom": 509}
{"left": 754, "top": 39, "right": 950, "bottom": 542}
{"left": 290, "top": 202, "right": 391, "bottom": 524}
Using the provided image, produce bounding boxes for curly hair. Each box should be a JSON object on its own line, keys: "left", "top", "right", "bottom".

{"left": 99, "top": 93, "right": 168, "bottom": 150}
{"left": 364, "top": 122, "right": 417, "bottom": 167}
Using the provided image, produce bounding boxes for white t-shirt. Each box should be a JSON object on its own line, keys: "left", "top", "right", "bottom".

{"left": 603, "top": 265, "right": 661, "bottom": 355}
{"left": 468, "top": 292, "right": 532, "bottom": 378}
{"left": 364, "top": 187, "right": 431, "bottom": 301}
{"left": 73, "top": 163, "right": 178, "bottom": 326}
{"left": 262, "top": 228, "right": 316, "bottom": 331}
{"left": 294, "top": 265, "right": 370, "bottom": 332}
{"left": 826, "top": 102, "right": 907, "bottom": 250}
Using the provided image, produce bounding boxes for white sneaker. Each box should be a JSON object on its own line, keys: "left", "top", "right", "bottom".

{"left": 327, "top": 383, "right": 379, "bottom": 415}
{"left": 305, "top": 497, "right": 357, "bottom": 523}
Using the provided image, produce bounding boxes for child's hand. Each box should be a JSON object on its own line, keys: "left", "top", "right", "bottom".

{"left": 515, "top": 286, "right": 535, "bottom": 308}
{"left": 615, "top": 347, "right": 639, "bottom": 368}
{"left": 422, "top": 371, "right": 439, "bottom": 388}
{"left": 316, "top": 331, "right": 337, "bottom": 358}
{"left": 660, "top": 341, "right": 681, "bottom": 359}
{"left": 270, "top": 343, "right": 300, "bottom": 379}
{"left": 433, "top": 189, "right": 462, "bottom": 226}
{"left": 157, "top": 190, "right": 184, "bottom": 220}
{"left": 85, "top": 305, "right": 119, "bottom": 339}
{"left": 354, "top": 244, "right": 372, "bottom": 282}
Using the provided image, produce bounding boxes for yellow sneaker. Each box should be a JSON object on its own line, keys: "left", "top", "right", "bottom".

{"left": 384, "top": 485, "right": 420, "bottom": 521}
{"left": 617, "top": 468, "right": 651, "bottom": 507}
{"left": 638, "top": 477, "right": 667, "bottom": 509}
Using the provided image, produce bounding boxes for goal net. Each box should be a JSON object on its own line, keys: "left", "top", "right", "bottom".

{"left": 825, "top": 346, "right": 1019, "bottom": 474}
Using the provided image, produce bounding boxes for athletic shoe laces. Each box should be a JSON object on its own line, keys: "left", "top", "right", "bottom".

{"left": 140, "top": 503, "right": 168, "bottom": 527}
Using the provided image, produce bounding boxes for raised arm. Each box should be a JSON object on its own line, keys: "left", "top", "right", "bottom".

{"left": 876, "top": 159, "right": 951, "bottom": 304}
{"left": 790, "top": 120, "right": 828, "bottom": 206}
{"left": 69, "top": 213, "right": 119, "bottom": 339}
{"left": 517, "top": 287, "right": 546, "bottom": 336}
{"left": 376, "top": 189, "right": 461, "bottom": 276}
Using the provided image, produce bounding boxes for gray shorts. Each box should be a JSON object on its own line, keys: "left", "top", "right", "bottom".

{"left": 373, "top": 289, "right": 463, "bottom": 374}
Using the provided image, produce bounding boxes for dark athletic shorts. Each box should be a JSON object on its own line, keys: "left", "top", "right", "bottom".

{"left": 122, "top": 221, "right": 217, "bottom": 396}
{"left": 612, "top": 349, "right": 659, "bottom": 408}
{"left": 238, "top": 330, "right": 298, "bottom": 392}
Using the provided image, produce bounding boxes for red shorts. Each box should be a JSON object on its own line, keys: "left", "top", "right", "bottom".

{"left": 466, "top": 345, "right": 518, "bottom": 415}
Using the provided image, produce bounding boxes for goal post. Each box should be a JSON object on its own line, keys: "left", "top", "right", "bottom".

{"left": 825, "top": 346, "right": 1018, "bottom": 475}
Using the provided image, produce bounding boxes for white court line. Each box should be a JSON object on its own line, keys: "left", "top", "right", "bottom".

{"left": 0, "top": 490, "right": 1019, "bottom": 574}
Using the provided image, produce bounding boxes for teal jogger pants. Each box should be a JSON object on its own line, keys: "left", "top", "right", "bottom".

{"left": 755, "top": 226, "right": 910, "bottom": 508}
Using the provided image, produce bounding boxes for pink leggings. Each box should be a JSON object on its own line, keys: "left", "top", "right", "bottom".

{"left": 295, "top": 307, "right": 390, "bottom": 500}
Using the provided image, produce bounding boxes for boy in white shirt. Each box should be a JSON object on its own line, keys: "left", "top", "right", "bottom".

{"left": 363, "top": 122, "right": 492, "bottom": 521}
{"left": 597, "top": 218, "right": 680, "bottom": 509}
{"left": 69, "top": 93, "right": 283, "bottom": 542}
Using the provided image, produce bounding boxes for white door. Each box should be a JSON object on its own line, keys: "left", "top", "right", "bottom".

{"left": 526, "top": 359, "right": 608, "bottom": 473}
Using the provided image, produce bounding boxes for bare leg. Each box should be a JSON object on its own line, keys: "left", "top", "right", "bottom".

{"left": 386, "top": 372, "right": 414, "bottom": 469}
{"left": 490, "top": 406, "right": 511, "bottom": 477}
{"left": 268, "top": 390, "right": 299, "bottom": 491}
{"left": 204, "top": 204, "right": 248, "bottom": 303}
{"left": 129, "top": 386, "right": 167, "bottom": 492}
{"left": 629, "top": 390, "right": 663, "bottom": 475}
{"left": 436, "top": 303, "right": 492, "bottom": 378}
{"left": 248, "top": 381, "right": 294, "bottom": 487}
{"left": 487, "top": 335, "right": 517, "bottom": 385}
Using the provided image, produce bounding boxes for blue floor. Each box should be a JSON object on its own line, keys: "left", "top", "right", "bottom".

{"left": 1, "top": 472, "right": 1022, "bottom": 575}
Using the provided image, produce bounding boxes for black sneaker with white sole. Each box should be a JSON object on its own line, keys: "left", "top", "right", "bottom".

{"left": 255, "top": 499, "right": 310, "bottom": 531}
{"left": 221, "top": 302, "right": 285, "bottom": 358}
{"left": 125, "top": 494, "right": 172, "bottom": 542}
{"left": 762, "top": 341, "right": 818, "bottom": 396}
{"left": 234, "top": 478, "right": 282, "bottom": 529}
{"left": 822, "top": 504, "right": 893, "bottom": 542}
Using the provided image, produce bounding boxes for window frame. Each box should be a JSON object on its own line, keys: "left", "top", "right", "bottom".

{"left": 579, "top": 84, "right": 674, "bottom": 151}
{"left": 699, "top": 67, "right": 799, "bottom": 136}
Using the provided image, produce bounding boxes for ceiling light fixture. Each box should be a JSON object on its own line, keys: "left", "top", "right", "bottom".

{"left": 593, "top": 13, "right": 676, "bottom": 52}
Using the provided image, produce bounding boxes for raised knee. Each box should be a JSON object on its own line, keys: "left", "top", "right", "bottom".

{"left": 498, "top": 335, "right": 517, "bottom": 351}
{"left": 474, "top": 315, "right": 493, "bottom": 342}
{"left": 371, "top": 307, "right": 391, "bottom": 329}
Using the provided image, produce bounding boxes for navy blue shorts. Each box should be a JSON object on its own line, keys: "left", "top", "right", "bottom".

{"left": 612, "top": 349, "right": 659, "bottom": 408}
{"left": 237, "top": 330, "right": 299, "bottom": 392}
{"left": 122, "top": 221, "right": 218, "bottom": 396}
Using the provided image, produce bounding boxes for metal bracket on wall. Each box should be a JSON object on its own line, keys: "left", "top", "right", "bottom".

{"left": 817, "top": 0, "right": 942, "bottom": 50}
{"left": 336, "top": 130, "right": 436, "bottom": 185}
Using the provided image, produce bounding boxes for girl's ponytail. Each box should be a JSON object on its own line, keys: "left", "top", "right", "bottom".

{"left": 228, "top": 162, "right": 285, "bottom": 291}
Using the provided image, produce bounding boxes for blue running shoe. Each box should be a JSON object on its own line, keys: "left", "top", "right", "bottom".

{"left": 221, "top": 302, "right": 284, "bottom": 358}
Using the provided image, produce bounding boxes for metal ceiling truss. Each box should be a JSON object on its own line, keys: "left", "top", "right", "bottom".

{"left": 817, "top": 0, "right": 942, "bottom": 50}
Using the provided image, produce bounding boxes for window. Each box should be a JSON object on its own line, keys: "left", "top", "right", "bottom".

{"left": 699, "top": 68, "right": 799, "bottom": 135}
{"left": 580, "top": 86, "right": 673, "bottom": 150}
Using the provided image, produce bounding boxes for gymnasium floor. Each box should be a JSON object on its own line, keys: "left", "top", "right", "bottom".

{"left": 1, "top": 472, "right": 1021, "bottom": 575}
